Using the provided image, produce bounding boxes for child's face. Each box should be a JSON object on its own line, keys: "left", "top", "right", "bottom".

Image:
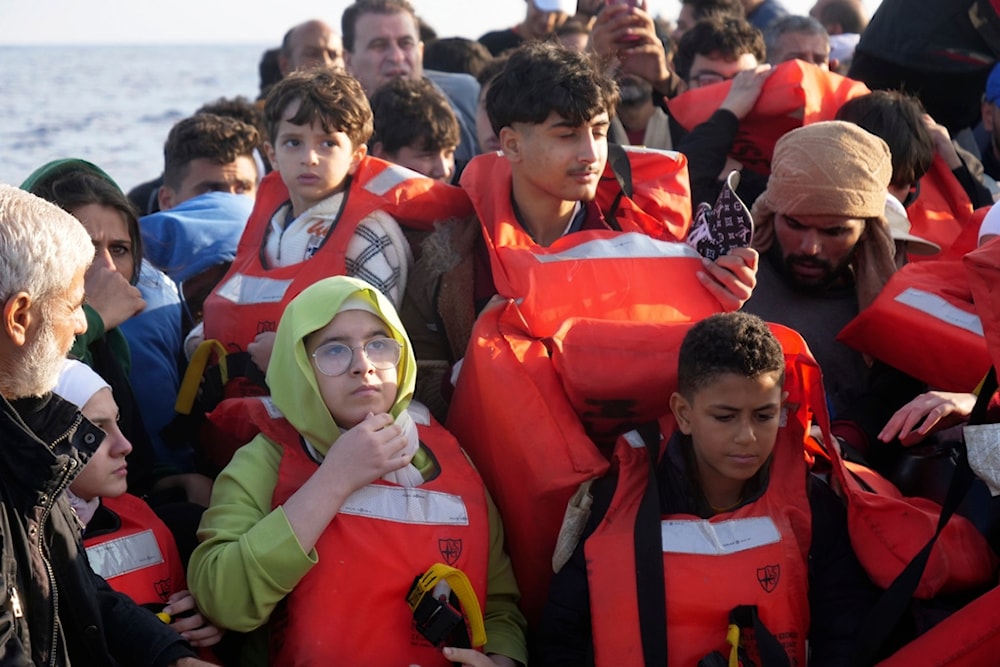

{"left": 381, "top": 144, "right": 456, "bottom": 183}
{"left": 305, "top": 309, "right": 399, "bottom": 429}
{"left": 670, "top": 371, "right": 784, "bottom": 506}
{"left": 265, "top": 98, "right": 367, "bottom": 216}
{"left": 69, "top": 388, "right": 132, "bottom": 501}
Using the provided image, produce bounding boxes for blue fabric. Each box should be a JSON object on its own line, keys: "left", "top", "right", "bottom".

{"left": 140, "top": 191, "right": 252, "bottom": 285}
{"left": 425, "top": 69, "right": 481, "bottom": 165}
{"left": 118, "top": 263, "right": 190, "bottom": 471}
{"left": 747, "top": 0, "right": 789, "bottom": 32}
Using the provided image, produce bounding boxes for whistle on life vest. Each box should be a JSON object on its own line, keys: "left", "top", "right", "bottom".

{"left": 406, "top": 563, "right": 486, "bottom": 648}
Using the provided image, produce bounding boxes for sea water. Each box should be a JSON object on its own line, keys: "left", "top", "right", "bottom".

{"left": 0, "top": 44, "right": 266, "bottom": 193}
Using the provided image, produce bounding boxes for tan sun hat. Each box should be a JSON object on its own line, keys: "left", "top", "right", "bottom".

{"left": 884, "top": 193, "right": 940, "bottom": 255}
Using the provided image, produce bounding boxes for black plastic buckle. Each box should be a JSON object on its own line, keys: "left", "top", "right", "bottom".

{"left": 409, "top": 585, "right": 464, "bottom": 647}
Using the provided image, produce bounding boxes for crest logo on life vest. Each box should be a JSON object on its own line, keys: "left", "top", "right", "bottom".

{"left": 439, "top": 539, "right": 462, "bottom": 565}
{"left": 154, "top": 578, "right": 172, "bottom": 602}
{"left": 757, "top": 564, "right": 780, "bottom": 593}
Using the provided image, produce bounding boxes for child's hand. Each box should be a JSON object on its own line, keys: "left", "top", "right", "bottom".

{"left": 322, "top": 412, "right": 410, "bottom": 494}
{"left": 248, "top": 331, "right": 277, "bottom": 373}
{"left": 163, "top": 590, "right": 224, "bottom": 648}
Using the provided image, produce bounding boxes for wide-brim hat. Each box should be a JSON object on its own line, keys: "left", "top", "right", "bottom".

{"left": 884, "top": 193, "right": 940, "bottom": 255}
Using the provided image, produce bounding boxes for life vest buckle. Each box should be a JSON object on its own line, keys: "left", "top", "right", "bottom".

{"left": 405, "top": 562, "right": 487, "bottom": 648}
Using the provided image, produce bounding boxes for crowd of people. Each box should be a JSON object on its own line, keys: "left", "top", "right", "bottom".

{"left": 3, "top": 0, "right": 1000, "bottom": 665}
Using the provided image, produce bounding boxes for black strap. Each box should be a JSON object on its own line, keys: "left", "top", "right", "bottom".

{"left": 605, "top": 143, "right": 632, "bottom": 231}
{"left": 851, "top": 367, "right": 998, "bottom": 666}
{"left": 635, "top": 422, "right": 668, "bottom": 666}
{"left": 730, "top": 605, "right": 791, "bottom": 667}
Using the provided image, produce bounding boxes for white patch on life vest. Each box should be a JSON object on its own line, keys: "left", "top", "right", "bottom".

{"left": 621, "top": 145, "right": 683, "bottom": 160}
{"left": 258, "top": 396, "right": 283, "bottom": 419}
{"left": 340, "top": 485, "right": 469, "bottom": 525}
{"left": 661, "top": 516, "right": 781, "bottom": 555}
{"left": 86, "top": 529, "right": 164, "bottom": 579}
{"left": 533, "top": 232, "right": 701, "bottom": 262}
{"left": 214, "top": 273, "right": 294, "bottom": 305}
{"left": 894, "top": 287, "right": 984, "bottom": 336}
{"left": 363, "top": 163, "right": 420, "bottom": 196}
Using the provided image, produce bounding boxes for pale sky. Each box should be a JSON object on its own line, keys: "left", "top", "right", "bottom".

{"left": 0, "top": 0, "right": 880, "bottom": 45}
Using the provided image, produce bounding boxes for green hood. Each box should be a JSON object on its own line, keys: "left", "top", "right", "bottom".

{"left": 21, "top": 158, "right": 121, "bottom": 195}
{"left": 266, "top": 276, "right": 417, "bottom": 455}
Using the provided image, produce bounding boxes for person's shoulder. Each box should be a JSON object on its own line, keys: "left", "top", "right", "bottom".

{"left": 424, "top": 70, "right": 480, "bottom": 108}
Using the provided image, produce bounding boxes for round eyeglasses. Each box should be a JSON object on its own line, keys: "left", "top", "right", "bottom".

{"left": 311, "top": 338, "right": 402, "bottom": 377}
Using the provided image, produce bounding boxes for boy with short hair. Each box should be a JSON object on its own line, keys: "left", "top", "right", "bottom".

{"left": 539, "top": 312, "right": 878, "bottom": 666}
{"left": 369, "top": 76, "right": 461, "bottom": 183}
{"left": 196, "top": 66, "right": 412, "bottom": 367}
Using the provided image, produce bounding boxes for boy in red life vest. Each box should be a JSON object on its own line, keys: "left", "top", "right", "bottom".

{"left": 402, "top": 41, "right": 758, "bottom": 414}
{"left": 187, "top": 276, "right": 526, "bottom": 666}
{"left": 53, "top": 360, "right": 223, "bottom": 651}
{"left": 190, "top": 66, "right": 413, "bottom": 372}
{"left": 538, "top": 312, "right": 879, "bottom": 666}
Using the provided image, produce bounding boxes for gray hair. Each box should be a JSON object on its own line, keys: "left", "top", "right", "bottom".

{"left": 764, "top": 15, "right": 829, "bottom": 62}
{"left": 0, "top": 185, "right": 94, "bottom": 307}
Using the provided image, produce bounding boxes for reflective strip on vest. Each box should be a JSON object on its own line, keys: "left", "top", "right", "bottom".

{"left": 214, "top": 273, "right": 294, "bottom": 305}
{"left": 339, "top": 484, "right": 470, "bottom": 525}
{"left": 621, "top": 146, "right": 683, "bottom": 159}
{"left": 895, "top": 287, "right": 984, "bottom": 336}
{"left": 86, "top": 529, "right": 164, "bottom": 579}
{"left": 532, "top": 233, "right": 701, "bottom": 263}
{"left": 363, "top": 163, "right": 421, "bottom": 197}
{"left": 661, "top": 516, "right": 781, "bottom": 555}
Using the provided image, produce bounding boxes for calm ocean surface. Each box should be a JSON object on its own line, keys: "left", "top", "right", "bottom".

{"left": 0, "top": 44, "right": 267, "bottom": 193}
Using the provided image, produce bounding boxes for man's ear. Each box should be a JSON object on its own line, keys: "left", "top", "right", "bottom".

{"left": 157, "top": 185, "right": 175, "bottom": 212}
{"left": 278, "top": 53, "right": 292, "bottom": 78}
{"left": 669, "top": 391, "right": 693, "bottom": 435}
{"left": 370, "top": 141, "right": 387, "bottom": 160}
{"left": 499, "top": 126, "right": 522, "bottom": 163}
{"left": 2, "top": 293, "right": 33, "bottom": 348}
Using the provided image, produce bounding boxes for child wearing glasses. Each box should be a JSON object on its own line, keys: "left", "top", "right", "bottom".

{"left": 187, "top": 276, "right": 526, "bottom": 667}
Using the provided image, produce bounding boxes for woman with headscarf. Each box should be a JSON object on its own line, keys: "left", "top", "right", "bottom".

{"left": 187, "top": 276, "right": 526, "bottom": 667}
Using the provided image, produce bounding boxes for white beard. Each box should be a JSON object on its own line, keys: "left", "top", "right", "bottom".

{"left": 1, "top": 316, "right": 68, "bottom": 399}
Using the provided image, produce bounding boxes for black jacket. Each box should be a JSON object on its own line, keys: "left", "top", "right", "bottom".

{"left": 0, "top": 392, "right": 194, "bottom": 666}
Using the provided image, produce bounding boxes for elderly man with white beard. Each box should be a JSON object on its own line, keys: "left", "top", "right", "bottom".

{"left": 0, "top": 185, "right": 212, "bottom": 667}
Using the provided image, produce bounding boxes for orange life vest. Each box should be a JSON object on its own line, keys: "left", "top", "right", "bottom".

{"left": 448, "top": 152, "right": 724, "bottom": 621}
{"left": 667, "top": 60, "right": 870, "bottom": 175}
{"left": 836, "top": 255, "right": 992, "bottom": 392}
{"left": 964, "top": 234, "right": 1000, "bottom": 373}
{"left": 260, "top": 406, "right": 490, "bottom": 667}
{"left": 586, "top": 424, "right": 811, "bottom": 667}
{"left": 586, "top": 323, "right": 818, "bottom": 666}
{"left": 202, "top": 158, "right": 472, "bottom": 354}
{"left": 83, "top": 493, "right": 186, "bottom": 607}
{"left": 905, "top": 156, "right": 976, "bottom": 261}
{"left": 874, "top": 583, "right": 1000, "bottom": 666}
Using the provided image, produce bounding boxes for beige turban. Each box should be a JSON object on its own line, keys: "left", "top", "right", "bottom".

{"left": 752, "top": 121, "right": 898, "bottom": 310}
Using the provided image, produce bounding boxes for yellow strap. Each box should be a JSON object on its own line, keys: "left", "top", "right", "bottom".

{"left": 726, "top": 623, "right": 741, "bottom": 667}
{"left": 174, "top": 339, "right": 229, "bottom": 414}
{"left": 407, "top": 562, "right": 487, "bottom": 647}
